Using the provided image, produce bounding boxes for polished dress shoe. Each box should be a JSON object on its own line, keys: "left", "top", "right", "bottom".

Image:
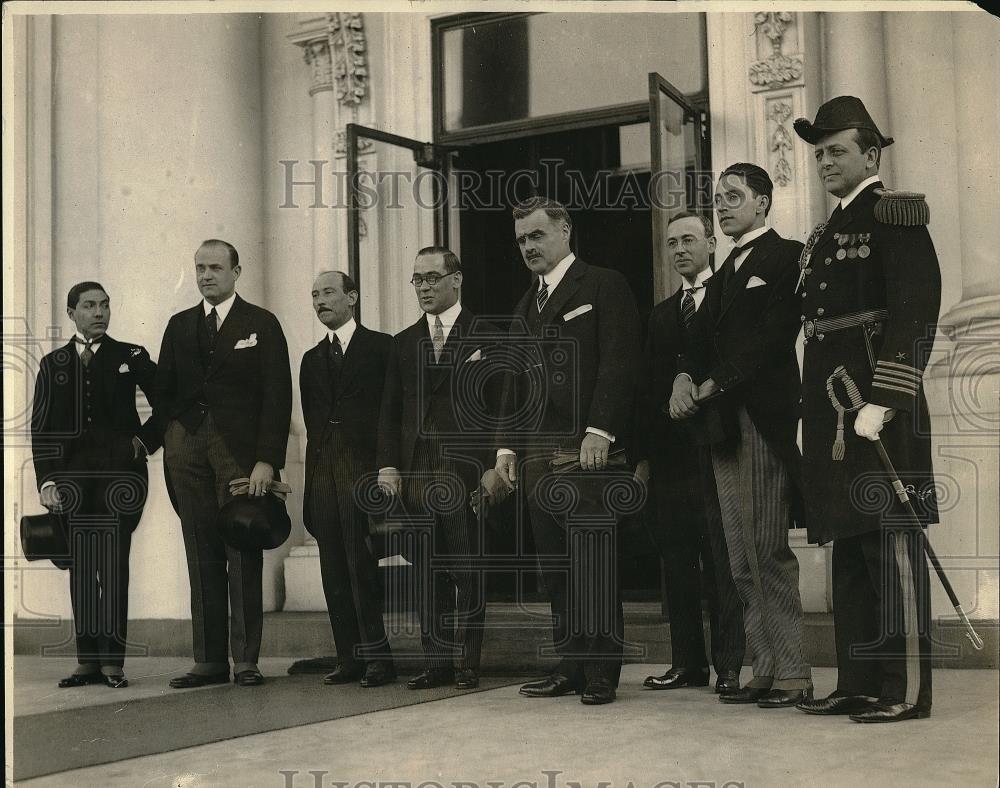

{"left": 850, "top": 701, "right": 931, "bottom": 723}
{"left": 406, "top": 668, "right": 454, "bottom": 690}
{"left": 519, "top": 673, "right": 581, "bottom": 698}
{"left": 170, "top": 672, "right": 230, "bottom": 689}
{"left": 58, "top": 673, "right": 104, "bottom": 688}
{"left": 757, "top": 687, "right": 812, "bottom": 708}
{"left": 715, "top": 671, "right": 740, "bottom": 696}
{"left": 104, "top": 674, "right": 129, "bottom": 689}
{"left": 455, "top": 668, "right": 479, "bottom": 690}
{"left": 360, "top": 661, "right": 396, "bottom": 688}
{"left": 323, "top": 663, "right": 364, "bottom": 685}
{"left": 234, "top": 669, "right": 264, "bottom": 686}
{"left": 719, "top": 685, "right": 770, "bottom": 704}
{"left": 580, "top": 678, "right": 616, "bottom": 705}
{"left": 797, "top": 693, "right": 878, "bottom": 715}
{"left": 643, "top": 666, "right": 710, "bottom": 690}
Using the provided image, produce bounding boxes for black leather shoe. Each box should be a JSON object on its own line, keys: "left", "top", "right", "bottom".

{"left": 643, "top": 666, "right": 710, "bottom": 690}
{"left": 758, "top": 687, "right": 812, "bottom": 708}
{"left": 58, "top": 673, "right": 104, "bottom": 688}
{"left": 580, "top": 678, "right": 616, "bottom": 705}
{"left": 719, "top": 686, "right": 770, "bottom": 704}
{"left": 234, "top": 669, "right": 265, "bottom": 686}
{"left": 169, "top": 672, "right": 231, "bottom": 689}
{"left": 455, "top": 668, "right": 479, "bottom": 690}
{"left": 360, "top": 661, "right": 396, "bottom": 688}
{"left": 850, "top": 701, "right": 931, "bottom": 723}
{"left": 797, "top": 693, "right": 878, "bottom": 715}
{"left": 103, "top": 674, "right": 129, "bottom": 689}
{"left": 407, "top": 668, "right": 454, "bottom": 690}
{"left": 519, "top": 673, "right": 582, "bottom": 698}
{"left": 715, "top": 670, "right": 741, "bottom": 695}
{"left": 323, "top": 663, "right": 364, "bottom": 685}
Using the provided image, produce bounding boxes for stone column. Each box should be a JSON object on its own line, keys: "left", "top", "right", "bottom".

{"left": 821, "top": 12, "right": 894, "bottom": 188}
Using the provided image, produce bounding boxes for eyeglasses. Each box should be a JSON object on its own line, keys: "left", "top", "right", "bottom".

{"left": 409, "top": 272, "right": 458, "bottom": 287}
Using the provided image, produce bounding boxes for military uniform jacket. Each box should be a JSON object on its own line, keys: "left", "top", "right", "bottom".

{"left": 798, "top": 181, "right": 941, "bottom": 544}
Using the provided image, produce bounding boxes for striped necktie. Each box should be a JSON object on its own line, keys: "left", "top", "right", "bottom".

{"left": 536, "top": 277, "right": 549, "bottom": 313}
{"left": 681, "top": 288, "right": 698, "bottom": 329}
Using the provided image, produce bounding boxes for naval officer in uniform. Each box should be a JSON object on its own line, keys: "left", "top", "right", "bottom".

{"left": 792, "top": 96, "right": 941, "bottom": 723}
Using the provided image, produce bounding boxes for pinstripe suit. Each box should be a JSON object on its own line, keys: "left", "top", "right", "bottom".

{"left": 682, "top": 229, "right": 811, "bottom": 690}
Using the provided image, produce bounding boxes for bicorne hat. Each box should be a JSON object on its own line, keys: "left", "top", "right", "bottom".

{"left": 794, "top": 95, "right": 894, "bottom": 147}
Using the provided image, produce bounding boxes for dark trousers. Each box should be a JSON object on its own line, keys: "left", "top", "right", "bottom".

{"left": 164, "top": 415, "right": 263, "bottom": 674}
{"left": 832, "top": 528, "right": 933, "bottom": 707}
{"left": 403, "top": 438, "right": 485, "bottom": 671}
{"left": 524, "top": 451, "right": 625, "bottom": 687}
{"left": 711, "top": 407, "right": 810, "bottom": 689}
{"left": 648, "top": 448, "right": 745, "bottom": 674}
{"left": 309, "top": 431, "right": 391, "bottom": 665}
{"left": 59, "top": 442, "right": 146, "bottom": 668}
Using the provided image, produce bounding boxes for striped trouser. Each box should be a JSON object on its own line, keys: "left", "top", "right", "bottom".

{"left": 711, "top": 406, "right": 811, "bottom": 689}
{"left": 832, "top": 528, "right": 932, "bottom": 707}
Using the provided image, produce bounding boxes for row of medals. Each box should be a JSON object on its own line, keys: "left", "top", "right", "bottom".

{"left": 833, "top": 232, "right": 872, "bottom": 259}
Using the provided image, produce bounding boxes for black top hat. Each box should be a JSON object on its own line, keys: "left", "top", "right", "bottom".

{"left": 215, "top": 493, "right": 291, "bottom": 551}
{"left": 20, "top": 512, "right": 71, "bottom": 569}
{"left": 794, "top": 96, "right": 894, "bottom": 147}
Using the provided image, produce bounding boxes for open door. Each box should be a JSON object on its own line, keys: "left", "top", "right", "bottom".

{"left": 346, "top": 124, "right": 453, "bottom": 324}
{"left": 648, "top": 72, "right": 709, "bottom": 302}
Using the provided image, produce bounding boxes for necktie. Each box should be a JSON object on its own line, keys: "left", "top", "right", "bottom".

{"left": 681, "top": 288, "right": 699, "bottom": 329}
{"left": 536, "top": 277, "right": 549, "bottom": 313}
{"left": 206, "top": 307, "right": 219, "bottom": 349}
{"left": 720, "top": 242, "right": 755, "bottom": 299}
{"left": 328, "top": 333, "right": 344, "bottom": 377}
{"left": 79, "top": 339, "right": 94, "bottom": 368}
{"left": 432, "top": 315, "right": 445, "bottom": 362}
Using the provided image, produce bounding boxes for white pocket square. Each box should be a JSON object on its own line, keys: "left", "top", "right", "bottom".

{"left": 234, "top": 333, "right": 258, "bottom": 349}
{"left": 118, "top": 363, "right": 130, "bottom": 373}
{"left": 464, "top": 348, "right": 483, "bottom": 363}
{"left": 745, "top": 276, "right": 768, "bottom": 289}
{"left": 563, "top": 304, "right": 593, "bottom": 322}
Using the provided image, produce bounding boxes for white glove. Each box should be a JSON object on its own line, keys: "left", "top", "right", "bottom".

{"left": 854, "top": 403, "right": 895, "bottom": 441}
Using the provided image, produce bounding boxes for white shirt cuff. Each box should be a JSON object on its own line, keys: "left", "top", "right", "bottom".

{"left": 586, "top": 427, "right": 615, "bottom": 443}
{"left": 496, "top": 449, "right": 515, "bottom": 458}
{"left": 40, "top": 481, "right": 55, "bottom": 491}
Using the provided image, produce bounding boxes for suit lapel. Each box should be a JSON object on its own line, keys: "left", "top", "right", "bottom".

{"left": 717, "top": 230, "right": 776, "bottom": 320}
{"left": 540, "top": 258, "right": 586, "bottom": 325}
{"left": 207, "top": 295, "right": 248, "bottom": 375}
{"left": 99, "top": 335, "right": 121, "bottom": 407}
{"left": 336, "top": 324, "right": 368, "bottom": 397}
{"left": 310, "top": 339, "right": 334, "bottom": 406}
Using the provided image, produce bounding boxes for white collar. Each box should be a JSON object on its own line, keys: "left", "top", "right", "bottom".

{"left": 840, "top": 175, "right": 881, "bottom": 210}
{"left": 426, "top": 299, "right": 463, "bottom": 334}
{"left": 683, "top": 266, "right": 714, "bottom": 291}
{"left": 732, "top": 225, "right": 770, "bottom": 249}
{"left": 74, "top": 331, "right": 102, "bottom": 350}
{"left": 328, "top": 317, "right": 357, "bottom": 350}
{"left": 203, "top": 292, "right": 237, "bottom": 324}
{"left": 538, "top": 252, "right": 576, "bottom": 292}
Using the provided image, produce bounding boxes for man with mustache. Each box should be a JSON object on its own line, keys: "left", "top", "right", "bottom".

{"left": 300, "top": 270, "right": 395, "bottom": 687}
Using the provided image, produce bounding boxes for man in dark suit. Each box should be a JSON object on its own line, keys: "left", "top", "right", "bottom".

{"left": 671, "top": 164, "right": 812, "bottom": 708}
{"left": 792, "top": 97, "right": 940, "bottom": 723}
{"left": 493, "top": 197, "right": 641, "bottom": 706}
{"left": 634, "top": 212, "right": 746, "bottom": 697}
{"left": 378, "top": 247, "right": 497, "bottom": 691}
{"left": 300, "top": 270, "right": 395, "bottom": 688}
{"left": 155, "top": 239, "right": 292, "bottom": 688}
{"left": 31, "top": 281, "right": 160, "bottom": 688}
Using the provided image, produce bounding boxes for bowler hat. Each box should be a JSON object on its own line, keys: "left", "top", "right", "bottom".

{"left": 794, "top": 96, "right": 894, "bottom": 147}
{"left": 215, "top": 493, "right": 291, "bottom": 551}
{"left": 20, "top": 512, "right": 71, "bottom": 569}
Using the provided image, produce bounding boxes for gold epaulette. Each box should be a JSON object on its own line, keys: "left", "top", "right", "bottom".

{"left": 874, "top": 188, "right": 930, "bottom": 226}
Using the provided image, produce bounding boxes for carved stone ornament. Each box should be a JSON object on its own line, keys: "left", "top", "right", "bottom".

{"left": 768, "top": 101, "right": 794, "bottom": 187}
{"left": 749, "top": 12, "right": 804, "bottom": 90}
{"left": 303, "top": 39, "right": 333, "bottom": 96}
{"left": 293, "top": 13, "right": 368, "bottom": 107}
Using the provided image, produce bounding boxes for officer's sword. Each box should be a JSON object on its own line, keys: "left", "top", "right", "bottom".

{"left": 826, "top": 366, "right": 984, "bottom": 650}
